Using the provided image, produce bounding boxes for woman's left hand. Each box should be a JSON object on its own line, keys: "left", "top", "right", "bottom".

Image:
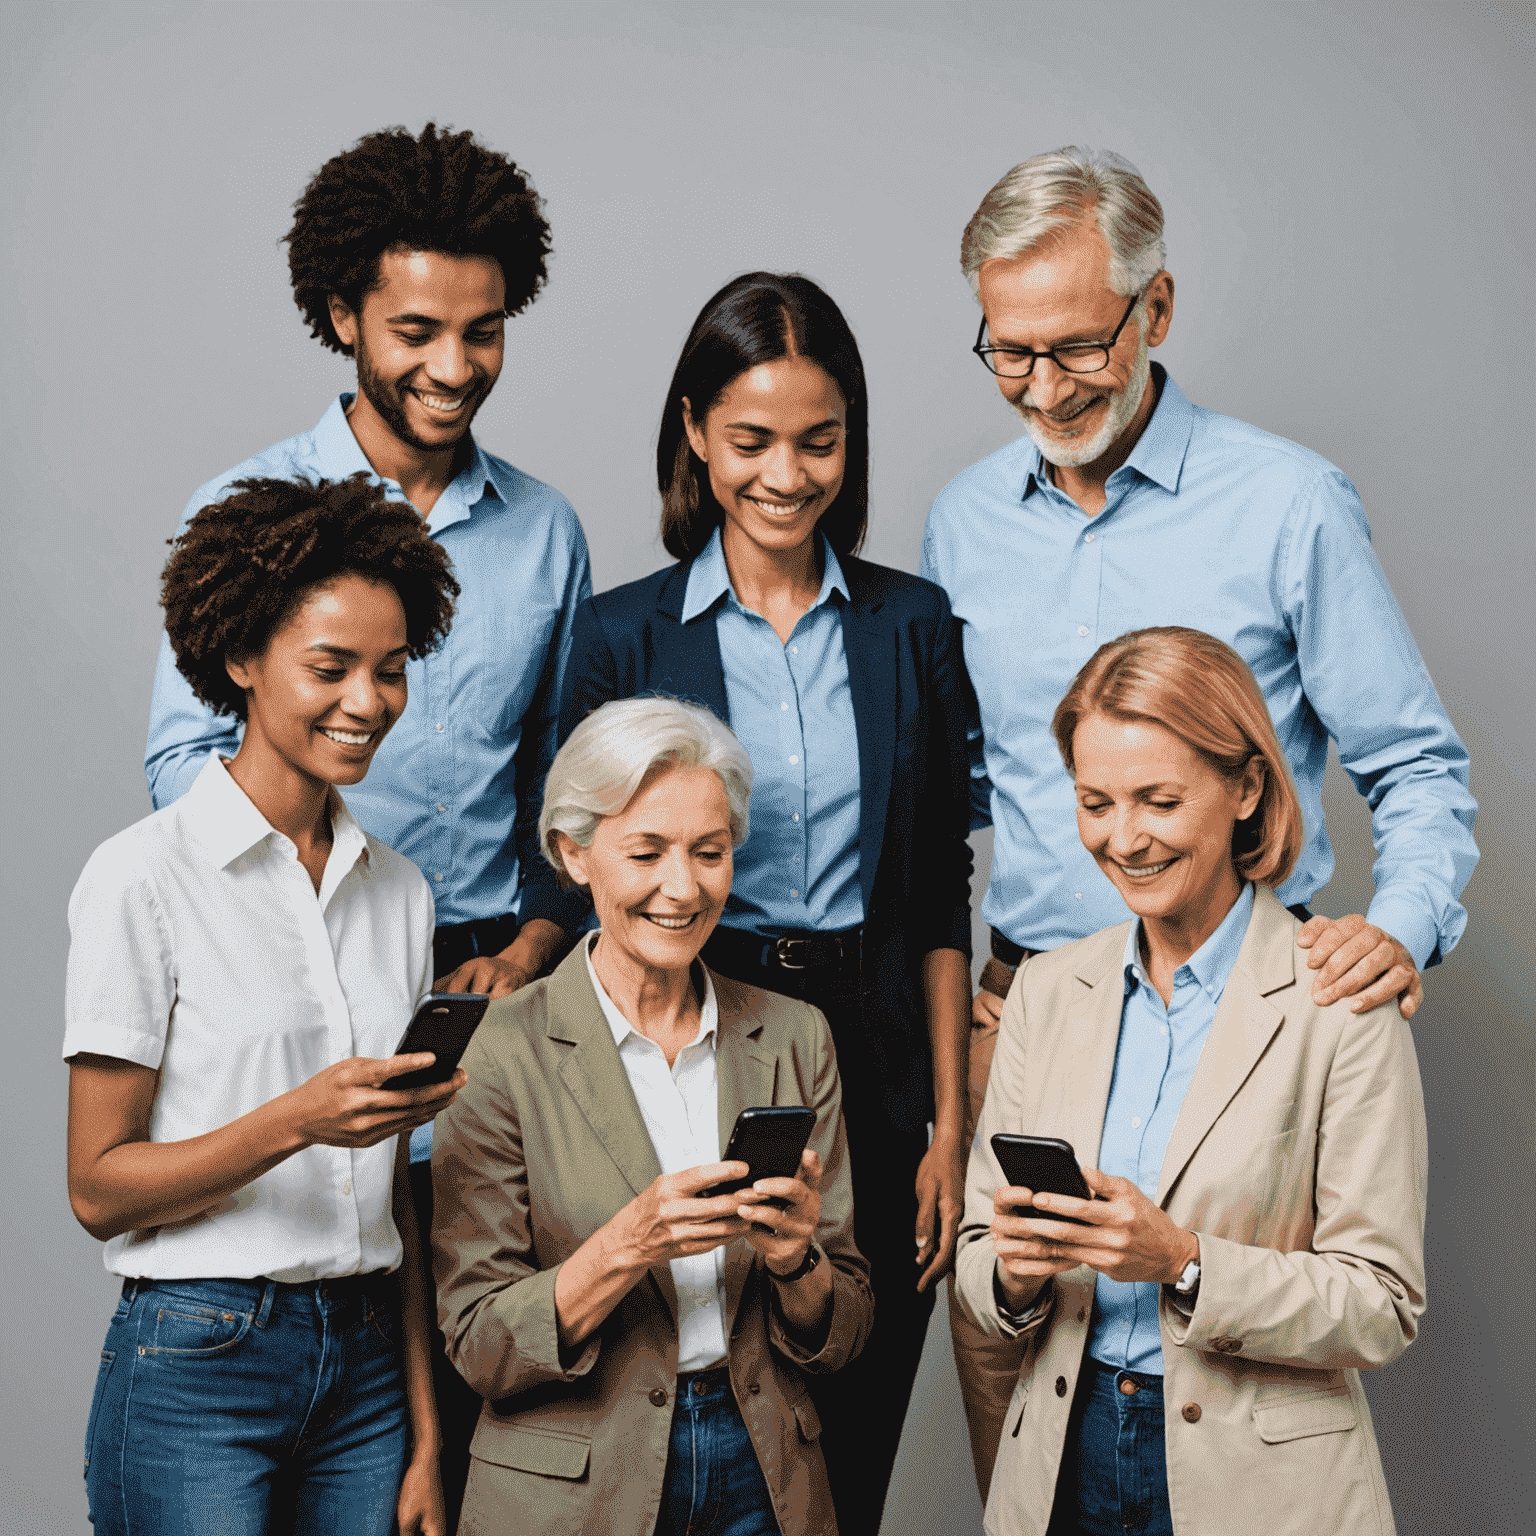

{"left": 741, "top": 1148, "right": 823, "bottom": 1274}
{"left": 396, "top": 1450, "right": 446, "bottom": 1536}
{"left": 1015, "top": 1165, "right": 1199, "bottom": 1285}
{"left": 913, "top": 1132, "right": 966, "bottom": 1292}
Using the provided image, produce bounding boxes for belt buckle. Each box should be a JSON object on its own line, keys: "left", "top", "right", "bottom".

{"left": 773, "top": 936, "right": 817, "bottom": 971}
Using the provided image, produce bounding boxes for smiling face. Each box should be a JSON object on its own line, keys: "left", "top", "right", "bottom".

{"left": 1071, "top": 712, "right": 1263, "bottom": 940}
{"left": 977, "top": 218, "right": 1171, "bottom": 471}
{"left": 226, "top": 574, "right": 409, "bottom": 792}
{"left": 683, "top": 355, "right": 847, "bottom": 563}
{"left": 559, "top": 764, "right": 735, "bottom": 980}
{"left": 328, "top": 247, "right": 506, "bottom": 455}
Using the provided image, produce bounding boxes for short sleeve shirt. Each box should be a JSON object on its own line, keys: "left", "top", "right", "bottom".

{"left": 63, "top": 755, "right": 435, "bottom": 1281}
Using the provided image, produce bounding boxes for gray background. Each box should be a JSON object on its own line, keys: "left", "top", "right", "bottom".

{"left": 3, "top": 2, "right": 1531, "bottom": 1530}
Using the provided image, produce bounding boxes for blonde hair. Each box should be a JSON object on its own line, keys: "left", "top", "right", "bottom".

{"left": 539, "top": 697, "right": 753, "bottom": 881}
{"left": 960, "top": 145, "right": 1165, "bottom": 298}
{"left": 1051, "top": 627, "right": 1305, "bottom": 887}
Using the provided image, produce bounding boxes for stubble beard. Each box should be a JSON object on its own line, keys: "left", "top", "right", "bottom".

{"left": 1016, "top": 329, "right": 1151, "bottom": 469}
{"left": 353, "top": 334, "right": 486, "bottom": 455}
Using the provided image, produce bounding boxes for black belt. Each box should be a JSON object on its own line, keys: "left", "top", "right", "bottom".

{"left": 433, "top": 912, "right": 519, "bottom": 974}
{"left": 989, "top": 927, "right": 1037, "bottom": 968}
{"left": 121, "top": 1271, "right": 390, "bottom": 1302}
{"left": 705, "top": 924, "right": 862, "bottom": 977}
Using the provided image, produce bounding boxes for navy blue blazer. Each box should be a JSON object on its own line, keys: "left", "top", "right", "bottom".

{"left": 558, "top": 554, "right": 973, "bottom": 1131}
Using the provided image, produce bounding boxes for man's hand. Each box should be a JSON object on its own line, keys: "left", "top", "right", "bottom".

{"left": 1296, "top": 913, "right": 1421, "bottom": 1018}
{"left": 972, "top": 988, "right": 1004, "bottom": 1027}
{"left": 435, "top": 954, "right": 530, "bottom": 999}
{"left": 914, "top": 1132, "right": 965, "bottom": 1292}
{"left": 396, "top": 1450, "right": 446, "bottom": 1536}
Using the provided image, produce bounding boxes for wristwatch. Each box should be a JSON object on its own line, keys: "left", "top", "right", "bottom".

{"left": 769, "top": 1244, "right": 822, "bottom": 1286}
{"left": 1172, "top": 1257, "right": 1201, "bottom": 1297}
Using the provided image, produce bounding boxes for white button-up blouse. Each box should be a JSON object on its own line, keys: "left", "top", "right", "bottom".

{"left": 63, "top": 754, "right": 434, "bottom": 1282}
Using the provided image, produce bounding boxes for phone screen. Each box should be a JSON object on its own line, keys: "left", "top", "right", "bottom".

{"left": 990, "top": 1134, "right": 1095, "bottom": 1224}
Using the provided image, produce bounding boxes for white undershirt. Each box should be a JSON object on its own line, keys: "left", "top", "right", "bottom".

{"left": 583, "top": 934, "right": 729, "bottom": 1372}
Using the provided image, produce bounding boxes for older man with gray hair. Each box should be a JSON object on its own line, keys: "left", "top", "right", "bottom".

{"left": 919, "top": 146, "right": 1477, "bottom": 1494}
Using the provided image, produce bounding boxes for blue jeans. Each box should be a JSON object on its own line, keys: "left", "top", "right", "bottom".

{"left": 84, "top": 1275, "right": 408, "bottom": 1536}
{"left": 656, "top": 1367, "right": 780, "bottom": 1536}
{"left": 1052, "top": 1360, "right": 1174, "bottom": 1536}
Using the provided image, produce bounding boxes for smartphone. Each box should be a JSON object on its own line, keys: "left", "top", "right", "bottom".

{"left": 703, "top": 1105, "right": 817, "bottom": 1209}
{"left": 382, "top": 994, "right": 491, "bottom": 1090}
{"left": 990, "top": 1134, "right": 1095, "bottom": 1225}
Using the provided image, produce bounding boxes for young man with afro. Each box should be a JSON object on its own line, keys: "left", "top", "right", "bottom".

{"left": 144, "top": 123, "right": 592, "bottom": 1525}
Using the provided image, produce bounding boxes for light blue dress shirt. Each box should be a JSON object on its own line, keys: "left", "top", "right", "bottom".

{"left": 920, "top": 367, "right": 1477, "bottom": 968}
{"left": 145, "top": 395, "right": 593, "bottom": 932}
{"left": 681, "top": 528, "right": 864, "bottom": 934}
{"left": 1088, "top": 882, "right": 1254, "bottom": 1374}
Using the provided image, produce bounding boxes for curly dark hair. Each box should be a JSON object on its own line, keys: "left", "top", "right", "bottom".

{"left": 657, "top": 272, "right": 869, "bottom": 561}
{"left": 161, "top": 475, "right": 459, "bottom": 720}
{"left": 285, "top": 123, "right": 551, "bottom": 355}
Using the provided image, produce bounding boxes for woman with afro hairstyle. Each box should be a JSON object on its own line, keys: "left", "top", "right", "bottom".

{"left": 68, "top": 475, "right": 464, "bottom": 1536}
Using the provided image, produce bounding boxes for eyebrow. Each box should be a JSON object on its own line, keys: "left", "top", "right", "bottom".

{"left": 305, "top": 643, "right": 410, "bottom": 659}
{"left": 384, "top": 308, "right": 505, "bottom": 328}
{"left": 721, "top": 417, "right": 843, "bottom": 434}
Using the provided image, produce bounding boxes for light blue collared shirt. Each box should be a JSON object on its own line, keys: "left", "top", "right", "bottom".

{"left": 145, "top": 395, "right": 593, "bottom": 934}
{"left": 682, "top": 528, "right": 863, "bottom": 934}
{"left": 1088, "top": 883, "right": 1255, "bottom": 1374}
{"left": 920, "top": 367, "right": 1477, "bottom": 968}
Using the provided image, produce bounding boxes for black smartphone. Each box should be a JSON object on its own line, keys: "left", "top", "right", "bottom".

{"left": 990, "top": 1134, "right": 1095, "bottom": 1225}
{"left": 382, "top": 994, "right": 491, "bottom": 1090}
{"left": 703, "top": 1105, "right": 817, "bottom": 1208}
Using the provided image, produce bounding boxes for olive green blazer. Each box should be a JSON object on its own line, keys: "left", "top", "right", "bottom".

{"left": 955, "top": 884, "right": 1427, "bottom": 1536}
{"left": 431, "top": 944, "right": 874, "bottom": 1536}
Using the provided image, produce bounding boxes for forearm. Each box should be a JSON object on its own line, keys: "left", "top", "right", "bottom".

{"left": 71, "top": 1095, "right": 305, "bottom": 1240}
{"left": 551, "top": 1213, "right": 648, "bottom": 1353}
{"left": 392, "top": 1140, "right": 442, "bottom": 1461}
{"left": 922, "top": 948, "right": 971, "bottom": 1143}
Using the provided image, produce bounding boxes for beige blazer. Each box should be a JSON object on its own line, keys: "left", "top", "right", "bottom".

{"left": 431, "top": 945, "right": 874, "bottom": 1536}
{"left": 955, "top": 885, "right": 1427, "bottom": 1536}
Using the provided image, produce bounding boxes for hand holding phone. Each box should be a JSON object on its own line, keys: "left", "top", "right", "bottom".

{"left": 702, "top": 1106, "right": 817, "bottom": 1209}
{"left": 990, "top": 1134, "right": 1097, "bottom": 1225}
{"left": 382, "top": 994, "right": 491, "bottom": 1090}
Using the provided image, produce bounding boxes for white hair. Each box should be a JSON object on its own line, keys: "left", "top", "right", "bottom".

{"left": 539, "top": 697, "right": 753, "bottom": 880}
{"left": 960, "top": 145, "right": 1166, "bottom": 298}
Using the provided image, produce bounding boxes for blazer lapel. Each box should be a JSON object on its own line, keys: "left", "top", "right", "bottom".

{"left": 1155, "top": 887, "right": 1294, "bottom": 1206}
{"left": 1059, "top": 935, "right": 1131, "bottom": 1168}
{"left": 840, "top": 568, "right": 894, "bottom": 917}
{"left": 546, "top": 948, "right": 679, "bottom": 1320}
{"left": 712, "top": 979, "right": 778, "bottom": 1334}
{"left": 653, "top": 560, "right": 730, "bottom": 723}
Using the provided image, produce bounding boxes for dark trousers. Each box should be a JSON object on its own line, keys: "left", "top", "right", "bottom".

{"left": 701, "top": 941, "right": 935, "bottom": 1536}
{"left": 408, "top": 1159, "right": 486, "bottom": 1533}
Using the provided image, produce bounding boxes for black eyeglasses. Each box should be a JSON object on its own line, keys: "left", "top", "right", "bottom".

{"left": 972, "top": 289, "right": 1144, "bottom": 378}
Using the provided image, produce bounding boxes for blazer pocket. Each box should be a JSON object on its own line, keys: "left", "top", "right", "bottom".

{"left": 470, "top": 1423, "right": 592, "bottom": 1479}
{"left": 1252, "top": 1385, "right": 1357, "bottom": 1444}
{"left": 792, "top": 1396, "right": 823, "bottom": 1444}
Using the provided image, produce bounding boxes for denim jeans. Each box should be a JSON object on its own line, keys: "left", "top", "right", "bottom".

{"left": 84, "top": 1275, "right": 408, "bottom": 1536}
{"left": 1051, "top": 1359, "right": 1175, "bottom": 1536}
{"left": 656, "top": 1367, "right": 780, "bottom": 1536}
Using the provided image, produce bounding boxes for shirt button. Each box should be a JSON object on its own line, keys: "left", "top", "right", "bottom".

{"left": 435, "top": 723, "right": 444, "bottom": 732}
{"left": 649, "top": 1388, "right": 668, "bottom": 1407}
{"left": 790, "top": 647, "right": 798, "bottom": 656}
{"left": 1085, "top": 532, "right": 1095, "bottom": 542}
{"left": 1074, "top": 892, "right": 1083, "bottom": 900}
{"left": 434, "top": 873, "right": 445, "bottom": 882}
{"left": 1077, "top": 625, "right": 1089, "bottom": 637}
{"left": 790, "top": 889, "right": 800, "bottom": 899}
{"left": 789, "top": 754, "right": 799, "bottom": 765}
{"left": 1131, "top": 1116, "right": 1141, "bottom": 1129}
{"left": 792, "top": 813, "right": 800, "bottom": 822}
{"left": 341, "top": 1180, "right": 352, "bottom": 1196}
{"left": 781, "top": 701, "right": 789, "bottom": 711}
{"left": 435, "top": 803, "right": 446, "bottom": 813}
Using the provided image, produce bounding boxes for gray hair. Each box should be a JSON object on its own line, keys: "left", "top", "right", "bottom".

{"left": 960, "top": 146, "right": 1166, "bottom": 299}
{"left": 539, "top": 697, "right": 754, "bottom": 879}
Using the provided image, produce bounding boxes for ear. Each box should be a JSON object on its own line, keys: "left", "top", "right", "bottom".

{"left": 1236, "top": 756, "right": 1265, "bottom": 822}
{"left": 554, "top": 831, "right": 592, "bottom": 889}
{"left": 1143, "top": 271, "right": 1174, "bottom": 349}
{"left": 225, "top": 654, "right": 254, "bottom": 694}
{"left": 328, "top": 294, "right": 359, "bottom": 353}
{"left": 681, "top": 396, "right": 708, "bottom": 463}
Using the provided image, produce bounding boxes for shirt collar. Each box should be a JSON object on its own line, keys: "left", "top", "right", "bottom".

{"left": 183, "top": 753, "right": 372, "bottom": 885}
{"left": 1021, "top": 363, "right": 1195, "bottom": 504}
{"left": 314, "top": 394, "right": 503, "bottom": 535}
{"left": 1123, "top": 880, "right": 1255, "bottom": 1002}
{"left": 584, "top": 932, "right": 719, "bottom": 1053}
{"left": 681, "top": 525, "right": 849, "bottom": 623}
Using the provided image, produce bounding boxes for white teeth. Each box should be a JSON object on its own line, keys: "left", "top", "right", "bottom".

{"left": 747, "top": 496, "right": 812, "bottom": 515}
{"left": 1119, "top": 859, "right": 1173, "bottom": 879}
{"left": 643, "top": 913, "right": 696, "bottom": 929}
{"left": 415, "top": 391, "right": 466, "bottom": 413}
{"left": 320, "top": 727, "right": 375, "bottom": 746}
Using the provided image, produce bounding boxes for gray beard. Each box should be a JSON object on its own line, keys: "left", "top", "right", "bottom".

{"left": 1018, "top": 332, "right": 1151, "bottom": 469}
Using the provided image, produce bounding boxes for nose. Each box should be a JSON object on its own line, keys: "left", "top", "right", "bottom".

{"left": 656, "top": 848, "right": 701, "bottom": 902}
{"left": 757, "top": 441, "right": 807, "bottom": 497}
{"left": 423, "top": 333, "right": 474, "bottom": 391}
{"left": 1020, "top": 356, "right": 1077, "bottom": 412}
{"left": 1105, "top": 804, "right": 1152, "bottom": 862}
{"left": 340, "top": 668, "right": 385, "bottom": 723}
